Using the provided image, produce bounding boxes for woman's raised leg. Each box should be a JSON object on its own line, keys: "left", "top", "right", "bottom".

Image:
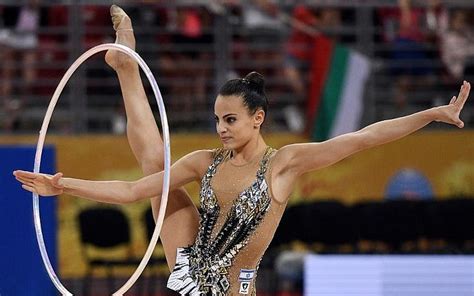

{"left": 104, "top": 5, "right": 199, "bottom": 270}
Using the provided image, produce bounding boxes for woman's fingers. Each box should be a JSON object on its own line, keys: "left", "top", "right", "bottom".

{"left": 456, "top": 81, "right": 470, "bottom": 108}
{"left": 455, "top": 82, "right": 464, "bottom": 103}
{"left": 15, "top": 175, "right": 33, "bottom": 184}
{"left": 450, "top": 96, "right": 456, "bottom": 104}
{"left": 14, "top": 173, "right": 32, "bottom": 181}
{"left": 13, "top": 170, "right": 38, "bottom": 179}
{"left": 21, "top": 184, "right": 36, "bottom": 193}
{"left": 15, "top": 176, "right": 35, "bottom": 187}
{"left": 14, "top": 171, "right": 64, "bottom": 195}
{"left": 15, "top": 175, "right": 27, "bottom": 183}
{"left": 14, "top": 171, "right": 40, "bottom": 186}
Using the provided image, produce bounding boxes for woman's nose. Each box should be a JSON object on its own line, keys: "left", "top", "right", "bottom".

{"left": 217, "top": 123, "right": 227, "bottom": 134}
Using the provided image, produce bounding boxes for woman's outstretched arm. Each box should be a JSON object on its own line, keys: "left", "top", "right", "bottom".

{"left": 13, "top": 150, "right": 209, "bottom": 204}
{"left": 277, "top": 81, "right": 470, "bottom": 176}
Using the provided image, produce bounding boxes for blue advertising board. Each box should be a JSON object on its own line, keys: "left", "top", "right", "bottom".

{"left": 0, "top": 146, "right": 57, "bottom": 295}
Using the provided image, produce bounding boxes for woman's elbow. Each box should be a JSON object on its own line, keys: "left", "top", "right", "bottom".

{"left": 354, "top": 130, "right": 374, "bottom": 150}
{"left": 128, "top": 181, "right": 161, "bottom": 204}
{"left": 127, "top": 181, "right": 145, "bottom": 204}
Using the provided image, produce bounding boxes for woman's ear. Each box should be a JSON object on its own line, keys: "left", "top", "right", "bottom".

{"left": 254, "top": 109, "right": 265, "bottom": 129}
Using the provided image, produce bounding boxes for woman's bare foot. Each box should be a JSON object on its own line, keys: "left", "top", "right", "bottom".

{"left": 105, "top": 5, "right": 137, "bottom": 72}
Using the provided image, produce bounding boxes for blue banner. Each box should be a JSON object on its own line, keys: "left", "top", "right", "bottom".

{"left": 0, "top": 146, "right": 57, "bottom": 295}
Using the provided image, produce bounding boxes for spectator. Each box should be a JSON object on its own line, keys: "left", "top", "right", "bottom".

{"left": 282, "top": 5, "right": 341, "bottom": 132}
{"left": 283, "top": 6, "right": 341, "bottom": 99}
{"left": 48, "top": 5, "right": 111, "bottom": 101}
{"left": 48, "top": 5, "right": 110, "bottom": 49}
{"left": 240, "top": 0, "right": 284, "bottom": 78}
{"left": 283, "top": 5, "right": 318, "bottom": 98}
{"left": 168, "top": 6, "right": 214, "bottom": 122}
{"left": 378, "top": 0, "right": 442, "bottom": 109}
{"left": 438, "top": 9, "right": 474, "bottom": 80}
{"left": 0, "top": 0, "right": 47, "bottom": 131}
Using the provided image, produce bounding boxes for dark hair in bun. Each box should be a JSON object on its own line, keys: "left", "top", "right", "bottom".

{"left": 218, "top": 71, "right": 269, "bottom": 117}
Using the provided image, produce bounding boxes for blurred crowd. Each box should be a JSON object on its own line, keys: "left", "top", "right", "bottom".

{"left": 1, "top": 0, "right": 473, "bottom": 133}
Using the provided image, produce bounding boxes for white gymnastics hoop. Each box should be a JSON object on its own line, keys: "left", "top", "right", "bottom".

{"left": 32, "top": 43, "right": 171, "bottom": 296}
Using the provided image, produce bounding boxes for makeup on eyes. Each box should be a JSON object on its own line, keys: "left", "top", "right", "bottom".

{"left": 215, "top": 113, "right": 238, "bottom": 123}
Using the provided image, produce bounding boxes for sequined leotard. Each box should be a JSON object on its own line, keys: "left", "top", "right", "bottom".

{"left": 167, "top": 147, "right": 287, "bottom": 295}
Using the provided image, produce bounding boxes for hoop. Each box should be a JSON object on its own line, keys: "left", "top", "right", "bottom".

{"left": 33, "top": 43, "right": 171, "bottom": 296}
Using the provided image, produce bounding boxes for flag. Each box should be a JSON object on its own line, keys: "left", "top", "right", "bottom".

{"left": 307, "top": 36, "right": 371, "bottom": 142}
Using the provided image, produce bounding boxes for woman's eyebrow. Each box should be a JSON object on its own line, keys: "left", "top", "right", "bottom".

{"left": 214, "top": 113, "right": 237, "bottom": 119}
{"left": 223, "top": 113, "right": 237, "bottom": 119}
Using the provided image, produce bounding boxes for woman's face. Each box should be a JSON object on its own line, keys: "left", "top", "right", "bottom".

{"left": 214, "top": 95, "right": 264, "bottom": 150}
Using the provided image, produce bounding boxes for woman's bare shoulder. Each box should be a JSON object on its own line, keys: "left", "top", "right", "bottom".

{"left": 182, "top": 149, "right": 219, "bottom": 176}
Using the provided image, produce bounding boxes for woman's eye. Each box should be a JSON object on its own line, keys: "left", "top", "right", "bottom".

{"left": 227, "top": 118, "right": 236, "bottom": 124}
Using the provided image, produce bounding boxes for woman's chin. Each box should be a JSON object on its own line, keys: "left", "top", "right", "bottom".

{"left": 221, "top": 141, "right": 234, "bottom": 149}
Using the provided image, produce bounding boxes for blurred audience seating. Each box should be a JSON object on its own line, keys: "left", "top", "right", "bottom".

{"left": 1, "top": 1, "right": 473, "bottom": 133}
{"left": 271, "top": 197, "right": 474, "bottom": 254}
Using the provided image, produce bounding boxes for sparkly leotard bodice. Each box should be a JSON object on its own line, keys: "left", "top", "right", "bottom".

{"left": 167, "top": 147, "right": 286, "bottom": 295}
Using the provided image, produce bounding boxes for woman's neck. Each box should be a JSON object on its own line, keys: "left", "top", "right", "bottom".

{"left": 230, "top": 136, "right": 267, "bottom": 165}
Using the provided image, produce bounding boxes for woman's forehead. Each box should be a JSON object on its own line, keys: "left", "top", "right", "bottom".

{"left": 214, "top": 95, "right": 246, "bottom": 114}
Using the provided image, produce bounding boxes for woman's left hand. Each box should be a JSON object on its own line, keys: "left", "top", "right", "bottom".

{"left": 13, "top": 170, "right": 64, "bottom": 196}
{"left": 435, "top": 81, "right": 471, "bottom": 128}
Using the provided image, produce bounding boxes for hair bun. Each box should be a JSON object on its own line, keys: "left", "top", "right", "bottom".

{"left": 244, "top": 71, "right": 265, "bottom": 94}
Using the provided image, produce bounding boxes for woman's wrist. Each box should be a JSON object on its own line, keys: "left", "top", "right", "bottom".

{"left": 60, "top": 178, "right": 74, "bottom": 195}
{"left": 429, "top": 106, "right": 443, "bottom": 122}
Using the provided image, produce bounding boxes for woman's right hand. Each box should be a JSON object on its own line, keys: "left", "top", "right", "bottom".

{"left": 434, "top": 81, "right": 470, "bottom": 128}
{"left": 13, "top": 170, "right": 64, "bottom": 196}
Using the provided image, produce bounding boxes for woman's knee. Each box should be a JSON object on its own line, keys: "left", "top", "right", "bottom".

{"left": 139, "top": 150, "right": 165, "bottom": 173}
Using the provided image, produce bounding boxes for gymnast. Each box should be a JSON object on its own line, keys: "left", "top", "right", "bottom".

{"left": 14, "top": 5, "right": 471, "bottom": 295}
